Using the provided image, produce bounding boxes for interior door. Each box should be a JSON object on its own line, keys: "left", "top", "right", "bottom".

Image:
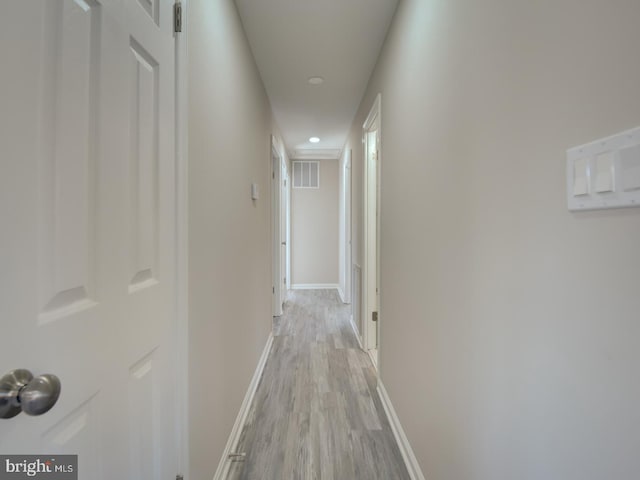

{"left": 0, "top": 1, "right": 178, "bottom": 478}
{"left": 271, "top": 148, "right": 282, "bottom": 316}
{"left": 280, "top": 159, "right": 287, "bottom": 305}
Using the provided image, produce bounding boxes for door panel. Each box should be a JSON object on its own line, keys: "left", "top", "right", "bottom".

{"left": 0, "top": 1, "right": 178, "bottom": 478}
{"left": 129, "top": 38, "right": 159, "bottom": 292}
{"left": 37, "top": 0, "right": 99, "bottom": 326}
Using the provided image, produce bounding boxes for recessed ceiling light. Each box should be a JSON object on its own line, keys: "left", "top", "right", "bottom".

{"left": 309, "top": 137, "right": 320, "bottom": 143}
{"left": 308, "top": 76, "right": 324, "bottom": 85}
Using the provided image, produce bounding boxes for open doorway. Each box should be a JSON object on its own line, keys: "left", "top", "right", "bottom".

{"left": 363, "top": 94, "right": 381, "bottom": 367}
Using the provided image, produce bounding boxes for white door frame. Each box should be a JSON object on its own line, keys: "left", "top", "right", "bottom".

{"left": 271, "top": 136, "right": 284, "bottom": 316}
{"left": 281, "top": 156, "right": 290, "bottom": 296}
{"left": 339, "top": 149, "right": 353, "bottom": 304}
{"left": 175, "top": 0, "right": 189, "bottom": 477}
{"left": 363, "top": 94, "right": 382, "bottom": 366}
{"left": 345, "top": 149, "right": 352, "bottom": 304}
{"left": 285, "top": 158, "right": 292, "bottom": 291}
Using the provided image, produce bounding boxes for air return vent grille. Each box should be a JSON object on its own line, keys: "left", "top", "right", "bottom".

{"left": 292, "top": 161, "right": 320, "bottom": 189}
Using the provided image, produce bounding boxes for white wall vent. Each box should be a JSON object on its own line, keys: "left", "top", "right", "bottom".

{"left": 293, "top": 161, "right": 320, "bottom": 189}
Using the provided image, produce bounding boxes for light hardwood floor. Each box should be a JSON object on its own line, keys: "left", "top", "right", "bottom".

{"left": 227, "top": 289, "right": 411, "bottom": 480}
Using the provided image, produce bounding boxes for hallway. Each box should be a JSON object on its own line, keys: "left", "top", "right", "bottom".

{"left": 227, "top": 290, "right": 410, "bottom": 480}
{"left": 4, "top": 1, "right": 640, "bottom": 478}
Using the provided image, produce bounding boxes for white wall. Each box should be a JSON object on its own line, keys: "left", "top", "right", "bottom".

{"left": 291, "top": 159, "right": 339, "bottom": 286}
{"left": 347, "top": 0, "right": 640, "bottom": 478}
{"left": 187, "top": 1, "right": 282, "bottom": 477}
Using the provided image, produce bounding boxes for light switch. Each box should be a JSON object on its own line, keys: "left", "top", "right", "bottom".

{"left": 573, "top": 157, "right": 589, "bottom": 196}
{"left": 619, "top": 145, "right": 640, "bottom": 192}
{"left": 567, "top": 125, "right": 640, "bottom": 211}
{"left": 594, "top": 153, "right": 614, "bottom": 193}
{"left": 251, "top": 183, "right": 259, "bottom": 200}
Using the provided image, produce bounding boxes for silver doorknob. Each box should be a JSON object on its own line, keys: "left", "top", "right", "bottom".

{"left": 0, "top": 369, "right": 61, "bottom": 419}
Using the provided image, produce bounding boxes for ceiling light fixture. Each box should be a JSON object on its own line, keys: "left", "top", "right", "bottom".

{"left": 309, "top": 137, "right": 320, "bottom": 143}
{"left": 308, "top": 76, "right": 324, "bottom": 85}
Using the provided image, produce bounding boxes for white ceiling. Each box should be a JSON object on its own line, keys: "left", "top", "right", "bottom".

{"left": 234, "top": 0, "right": 399, "bottom": 159}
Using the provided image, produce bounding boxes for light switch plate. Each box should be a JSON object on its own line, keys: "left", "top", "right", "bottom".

{"left": 567, "top": 126, "right": 640, "bottom": 211}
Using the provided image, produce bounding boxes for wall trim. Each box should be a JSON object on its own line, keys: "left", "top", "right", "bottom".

{"left": 175, "top": 2, "right": 190, "bottom": 477}
{"left": 291, "top": 283, "right": 339, "bottom": 290}
{"left": 337, "top": 284, "right": 346, "bottom": 303}
{"left": 377, "top": 381, "right": 426, "bottom": 480}
{"left": 212, "top": 333, "right": 274, "bottom": 480}
{"left": 362, "top": 93, "right": 382, "bottom": 354}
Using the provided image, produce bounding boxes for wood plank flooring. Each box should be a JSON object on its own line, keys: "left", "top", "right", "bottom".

{"left": 226, "top": 289, "right": 410, "bottom": 480}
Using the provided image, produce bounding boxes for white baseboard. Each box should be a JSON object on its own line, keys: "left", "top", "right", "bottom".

{"left": 337, "top": 284, "right": 346, "bottom": 303}
{"left": 368, "top": 349, "right": 378, "bottom": 370}
{"left": 212, "top": 333, "right": 274, "bottom": 480}
{"left": 377, "top": 381, "right": 426, "bottom": 480}
{"left": 349, "top": 314, "right": 364, "bottom": 350}
{"left": 291, "top": 283, "right": 339, "bottom": 290}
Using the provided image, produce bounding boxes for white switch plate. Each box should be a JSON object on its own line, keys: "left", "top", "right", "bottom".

{"left": 567, "top": 126, "right": 640, "bottom": 211}
{"left": 251, "top": 183, "right": 259, "bottom": 200}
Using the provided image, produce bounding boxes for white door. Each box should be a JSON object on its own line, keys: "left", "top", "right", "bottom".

{"left": 0, "top": 1, "right": 179, "bottom": 478}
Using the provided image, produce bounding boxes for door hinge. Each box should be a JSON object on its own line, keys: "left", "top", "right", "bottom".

{"left": 176, "top": 475, "right": 184, "bottom": 480}
{"left": 273, "top": 286, "right": 275, "bottom": 294}
{"left": 174, "top": 2, "right": 183, "bottom": 33}
{"left": 372, "top": 311, "right": 378, "bottom": 322}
